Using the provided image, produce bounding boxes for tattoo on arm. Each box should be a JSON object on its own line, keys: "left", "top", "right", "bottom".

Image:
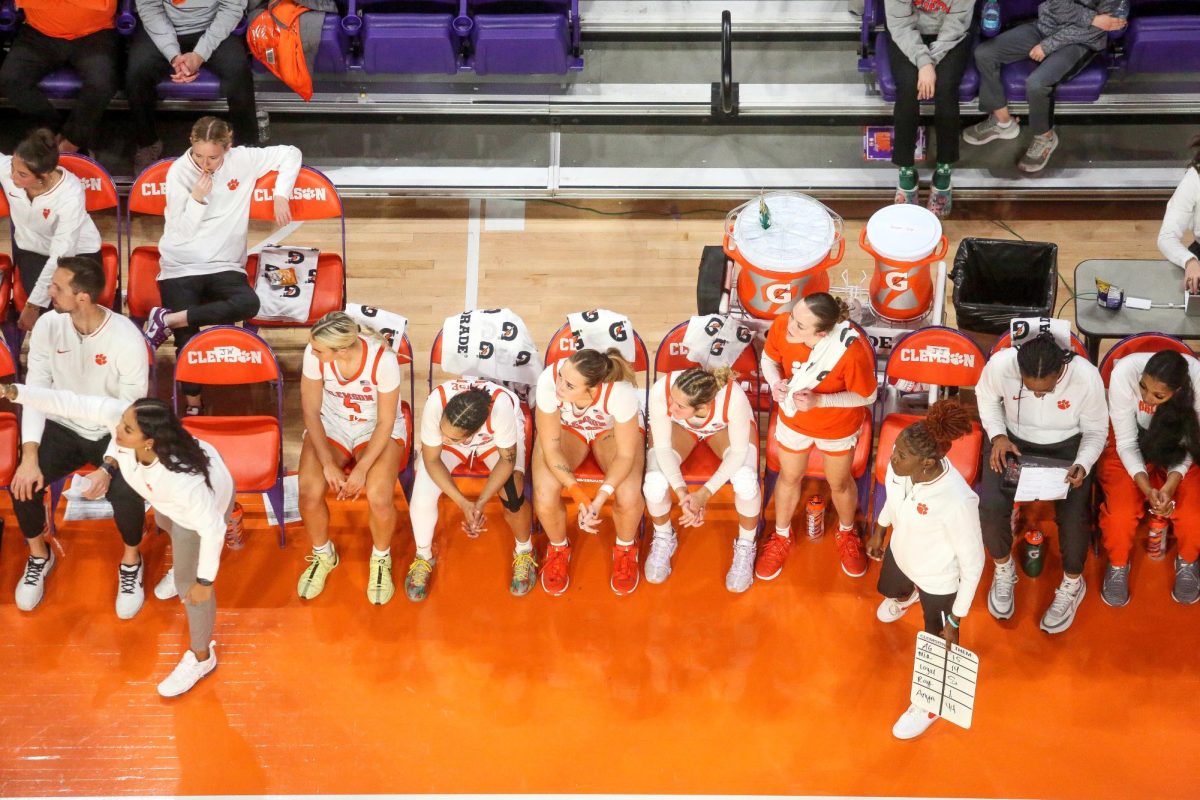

{"left": 500, "top": 447, "right": 517, "bottom": 464}
{"left": 554, "top": 463, "right": 573, "bottom": 475}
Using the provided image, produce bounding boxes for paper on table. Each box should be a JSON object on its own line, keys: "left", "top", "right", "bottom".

{"left": 1013, "top": 466, "right": 1071, "bottom": 502}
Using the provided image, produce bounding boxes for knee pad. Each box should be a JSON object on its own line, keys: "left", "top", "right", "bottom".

{"left": 642, "top": 469, "right": 671, "bottom": 502}
{"left": 731, "top": 466, "right": 762, "bottom": 517}
{"left": 499, "top": 475, "right": 526, "bottom": 513}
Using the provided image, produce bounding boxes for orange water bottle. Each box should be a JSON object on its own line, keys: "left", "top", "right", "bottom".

{"left": 805, "top": 496, "right": 826, "bottom": 540}
{"left": 1147, "top": 513, "right": 1169, "bottom": 561}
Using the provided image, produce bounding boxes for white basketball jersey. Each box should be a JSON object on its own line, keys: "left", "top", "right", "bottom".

{"left": 663, "top": 371, "right": 737, "bottom": 438}
{"left": 424, "top": 377, "right": 521, "bottom": 457}
{"left": 304, "top": 337, "right": 401, "bottom": 429}
{"left": 255, "top": 244, "right": 318, "bottom": 322}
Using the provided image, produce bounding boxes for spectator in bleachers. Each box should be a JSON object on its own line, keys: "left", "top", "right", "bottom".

{"left": 11, "top": 257, "right": 150, "bottom": 617}
{"left": 142, "top": 116, "right": 300, "bottom": 416}
{"left": 885, "top": 0, "right": 975, "bottom": 216}
{"left": 127, "top": 0, "right": 257, "bottom": 174}
{"left": 0, "top": 0, "right": 118, "bottom": 156}
{"left": 963, "top": 0, "right": 1127, "bottom": 173}
{"left": 0, "top": 130, "right": 104, "bottom": 332}
{"left": 1157, "top": 134, "right": 1200, "bottom": 293}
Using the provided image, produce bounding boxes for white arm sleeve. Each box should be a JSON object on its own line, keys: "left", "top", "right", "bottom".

{"left": 648, "top": 378, "right": 686, "bottom": 492}
{"left": 703, "top": 386, "right": 754, "bottom": 495}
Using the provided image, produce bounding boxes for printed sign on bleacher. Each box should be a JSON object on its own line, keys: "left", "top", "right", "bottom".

{"left": 910, "top": 631, "right": 979, "bottom": 730}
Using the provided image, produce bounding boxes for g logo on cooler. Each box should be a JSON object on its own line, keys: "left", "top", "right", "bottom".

{"left": 884, "top": 271, "right": 909, "bottom": 292}
{"left": 764, "top": 283, "right": 794, "bottom": 305}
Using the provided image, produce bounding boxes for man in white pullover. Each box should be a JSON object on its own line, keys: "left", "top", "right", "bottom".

{"left": 12, "top": 257, "right": 150, "bottom": 617}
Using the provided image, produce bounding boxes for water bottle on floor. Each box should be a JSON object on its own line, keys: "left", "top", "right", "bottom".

{"left": 256, "top": 110, "right": 271, "bottom": 143}
{"left": 1020, "top": 529, "right": 1044, "bottom": 577}
{"left": 1147, "top": 513, "right": 1169, "bottom": 560}
{"left": 805, "top": 495, "right": 826, "bottom": 540}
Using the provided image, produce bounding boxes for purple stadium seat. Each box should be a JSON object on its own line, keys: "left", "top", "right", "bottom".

{"left": 157, "top": 68, "right": 224, "bottom": 100}
{"left": 38, "top": 68, "right": 83, "bottom": 98}
{"left": 873, "top": 32, "right": 980, "bottom": 102}
{"left": 315, "top": 13, "right": 353, "bottom": 73}
{"left": 466, "top": 0, "right": 582, "bottom": 75}
{"left": 1124, "top": 15, "right": 1200, "bottom": 73}
{"left": 1000, "top": 55, "right": 1108, "bottom": 102}
{"left": 361, "top": 12, "right": 461, "bottom": 73}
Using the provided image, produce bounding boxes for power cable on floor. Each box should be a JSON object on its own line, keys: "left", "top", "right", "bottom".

{"left": 529, "top": 199, "right": 733, "bottom": 217}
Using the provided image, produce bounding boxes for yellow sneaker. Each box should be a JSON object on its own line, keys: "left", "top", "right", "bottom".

{"left": 510, "top": 549, "right": 538, "bottom": 597}
{"left": 367, "top": 553, "right": 395, "bottom": 605}
{"left": 297, "top": 544, "right": 339, "bottom": 600}
{"left": 404, "top": 555, "right": 435, "bottom": 602}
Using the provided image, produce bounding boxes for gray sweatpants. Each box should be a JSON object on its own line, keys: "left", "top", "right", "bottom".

{"left": 973, "top": 22, "right": 1092, "bottom": 135}
{"left": 157, "top": 509, "right": 220, "bottom": 654}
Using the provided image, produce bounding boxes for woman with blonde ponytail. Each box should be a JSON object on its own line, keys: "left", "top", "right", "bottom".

{"left": 643, "top": 366, "right": 761, "bottom": 592}
{"left": 532, "top": 347, "right": 645, "bottom": 597}
{"left": 295, "top": 311, "right": 408, "bottom": 606}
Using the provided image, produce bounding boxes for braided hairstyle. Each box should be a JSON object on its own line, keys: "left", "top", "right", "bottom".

{"left": 1141, "top": 351, "right": 1200, "bottom": 469}
{"left": 190, "top": 116, "right": 234, "bottom": 148}
{"left": 673, "top": 366, "right": 735, "bottom": 408}
{"left": 1016, "top": 331, "right": 1072, "bottom": 379}
{"left": 132, "top": 399, "right": 212, "bottom": 488}
{"left": 569, "top": 347, "right": 635, "bottom": 387}
{"left": 901, "top": 400, "right": 973, "bottom": 462}
{"left": 442, "top": 387, "right": 492, "bottom": 436}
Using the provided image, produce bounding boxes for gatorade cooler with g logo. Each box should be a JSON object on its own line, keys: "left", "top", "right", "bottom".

{"left": 860, "top": 204, "right": 948, "bottom": 323}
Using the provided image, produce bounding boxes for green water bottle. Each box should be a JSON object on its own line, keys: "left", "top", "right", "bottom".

{"left": 758, "top": 193, "right": 772, "bottom": 229}
{"left": 1020, "top": 529, "right": 1045, "bottom": 577}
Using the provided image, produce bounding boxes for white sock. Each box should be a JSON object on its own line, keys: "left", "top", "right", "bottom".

{"left": 1062, "top": 574, "right": 1081, "bottom": 588}
{"left": 416, "top": 546, "right": 433, "bottom": 560}
{"left": 738, "top": 526, "right": 757, "bottom": 542}
{"left": 616, "top": 537, "right": 636, "bottom": 547}
{"left": 839, "top": 521, "right": 855, "bottom": 532}
{"left": 371, "top": 546, "right": 390, "bottom": 558}
{"left": 775, "top": 527, "right": 791, "bottom": 539}
{"left": 515, "top": 539, "right": 533, "bottom": 554}
{"left": 994, "top": 116, "right": 1015, "bottom": 128}
{"left": 313, "top": 541, "right": 333, "bottom": 556}
{"left": 653, "top": 520, "right": 675, "bottom": 537}
{"left": 550, "top": 540, "right": 569, "bottom": 549}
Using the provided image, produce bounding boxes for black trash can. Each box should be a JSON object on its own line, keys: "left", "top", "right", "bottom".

{"left": 951, "top": 238, "right": 1059, "bottom": 335}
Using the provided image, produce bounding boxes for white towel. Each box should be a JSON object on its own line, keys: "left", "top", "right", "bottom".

{"left": 782, "top": 320, "right": 857, "bottom": 416}
{"left": 345, "top": 302, "right": 409, "bottom": 355}
{"left": 681, "top": 314, "right": 754, "bottom": 368}
{"left": 440, "top": 308, "right": 542, "bottom": 388}
{"left": 1010, "top": 316, "right": 1073, "bottom": 353}
{"left": 566, "top": 308, "right": 636, "bottom": 362}
{"left": 254, "top": 245, "right": 318, "bottom": 322}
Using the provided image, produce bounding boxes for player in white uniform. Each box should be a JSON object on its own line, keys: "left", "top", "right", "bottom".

{"left": 406, "top": 378, "right": 533, "bottom": 600}
{"left": 532, "top": 348, "right": 645, "bottom": 596}
{"left": 643, "top": 367, "right": 761, "bottom": 592}
{"left": 296, "top": 312, "right": 407, "bottom": 605}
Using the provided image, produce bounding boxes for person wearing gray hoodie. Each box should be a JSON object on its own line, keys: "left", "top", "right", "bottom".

{"left": 885, "top": 0, "right": 976, "bottom": 217}
{"left": 962, "top": 0, "right": 1127, "bottom": 173}
{"left": 126, "top": 0, "right": 255, "bottom": 174}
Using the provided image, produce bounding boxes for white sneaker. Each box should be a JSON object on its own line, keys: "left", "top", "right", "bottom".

{"left": 116, "top": 559, "right": 146, "bottom": 619}
{"left": 725, "top": 538, "right": 756, "bottom": 593}
{"left": 157, "top": 641, "right": 218, "bottom": 698}
{"left": 15, "top": 552, "right": 56, "bottom": 611}
{"left": 643, "top": 529, "right": 677, "bottom": 584}
{"left": 1040, "top": 577, "right": 1086, "bottom": 633}
{"left": 987, "top": 559, "right": 1018, "bottom": 620}
{"left": 877, "top": 589, "right": 920, "bottom": 623}
{"left": 154, "top": 567, "right": 178, "bottom": 600}
{"left": 892, "top": 704, "right": 938, "bottom": 740}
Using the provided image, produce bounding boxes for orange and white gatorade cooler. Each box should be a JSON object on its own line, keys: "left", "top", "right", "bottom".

{"left": 723, "top": 192, "right": 845, "bottom": 320}
{"left": 860, "top": 204, "right": 948, "bottom": 323}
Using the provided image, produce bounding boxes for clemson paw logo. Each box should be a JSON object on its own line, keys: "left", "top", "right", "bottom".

{"left": 94, "top": 354, "right": 107, "bottom": 366}
{"left": 227, "top": 178, "right": 240, "bottom": 191}
{"left": 1057, "top": 399, "right": 1071, "bottom": 410}
{"left": 917, "top": 503, "right": 928, "bottom": 515}
{"left": 41, "top": 209, "right": 50, "bottom": 219}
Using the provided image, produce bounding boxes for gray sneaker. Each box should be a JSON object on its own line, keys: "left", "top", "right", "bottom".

{"left": 1172, "top": 557, "right": 1200, "bottom": 605}
{"left": 726, "top": 538, "right": 756, "bottom": 593}
{"left": 1040, "top": 578, "right": 1086, "bottom": 633}
{"left": 1018, "top": 130, "right": 1059, "bottom": 173}
{"left": 132, "top": 140, "right": 164, "bottom": 176}
{"left": 1101, "top": 563, "right": 1130, "bottom": 607}
{"left": 987, "top": 558, "right": 1018, "bottom": 620}
{"left": 644, "top": 530, "right": 678, "bottom": 584}
{"left": 962, "top": 115, "right": 1021, "bottom": 146}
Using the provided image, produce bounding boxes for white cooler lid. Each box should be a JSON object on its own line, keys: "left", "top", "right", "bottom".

{"left": 864, "top": 204, "right": 943, "bottom": 262}
{"left": 732, "top": 193, "right": 835, "bottom": 273}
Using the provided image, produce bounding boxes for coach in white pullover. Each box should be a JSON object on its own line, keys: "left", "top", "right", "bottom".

{"left": 975, "top": 332, "right": 1108, "bottom": 634}
{"left": 1, "top": 131, "right": 103, "bottom": 332}
{"left": 11, "top": 257, "right": 149, "bottom": 617}
{"left": 2, "top": 382, "right": 234, "bottom": 698}
{"left": 143, "top": 116, "right": 300, "bottom": 413}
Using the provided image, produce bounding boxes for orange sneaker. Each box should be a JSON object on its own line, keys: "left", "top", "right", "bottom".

{"left": 541, "top": 542, "right": 572, "bottom": 596}
{"left": 836, "top": 525, "right": 869, "bottom": 578}
{"left": 754, "top": 533, "right": 792, "bottom": 580}
{"left": 611, "top": 542, "right": 640, "bottom": 595}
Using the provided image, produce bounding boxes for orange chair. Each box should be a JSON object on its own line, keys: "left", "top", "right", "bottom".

{"left": 869, "top": 326, "right": 988, "bottom": 526}
{"left": 991, "top": 330, "right": 1090, "bottom": 359}
{"left": 173, "top": 326, "right": 287, "bottom": 545}
{"left": 1098, "top": 332, "right": 1194, "bottom": 388}
{"left": 394, "top": 332, "right": 417, "bottom": 500}
{"left": 125, "top": 159, "right": 174, "bottom": 328}
{"left": 0, "top": 343, "right": 20, "bottom": 489}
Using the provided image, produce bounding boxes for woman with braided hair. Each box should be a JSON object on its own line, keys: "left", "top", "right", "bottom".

{"left": 408, "top": 378, "right": 532, "bottom": 601}
{"left": 864, "top": 400, "right": 985, "bottom": 740}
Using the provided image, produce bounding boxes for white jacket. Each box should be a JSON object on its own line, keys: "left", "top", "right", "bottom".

{"left": 159, "top": 145, "right": 302, "bottom": 278}
{"left": 0, "top": 153, "right": 103, "bottom": 308}
{"left": 13, "top": 385, "right": 234, "bottom": 582}
{"left": 1157, "top": 167, "right": 1200, "bottom": 270}
{"left": 1107, "top": 352, "right": 1200, "bottom": 478}
{"left": 975, "top": 349, "right": 1109, "bottom": 474}
{"left": 876, "top": 460, "right": 985, "bottom": 619}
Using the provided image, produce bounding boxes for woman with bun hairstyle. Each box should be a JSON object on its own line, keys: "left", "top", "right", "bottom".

{"left": 532, "top": 347, "right": 645, "bottom": 597}
{"left": 865, "top": 400, "right": 984, "bottom": 741}
{"left": 0, "top": 129, "right": 103, "bottom": 332}
{"left": 757, "top": 292, "right": 878, "bottom": 582}
{"left": 643, "top": 366, "right": 760, "bottom": 592}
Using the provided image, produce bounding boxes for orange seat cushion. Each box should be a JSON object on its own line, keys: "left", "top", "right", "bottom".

{"left": 127, "top": 246, "right": 163, "bottom": 319}
{"left": 873, "top": 413, "right": 982, "bottom": 485}
{"left": 12, "top": 243, "right": 118, "bottom": 311}
{"left": 247, "top": 253, "right": 345, "bottom": 328}
{"left": 0, "top": 412, "right": 18, "bottom": 486}
{"left": 765, "top": 411, "right": 872, "bottom": 479}
{"left": 183, "top": 416, "right": 281, "bottom": 492}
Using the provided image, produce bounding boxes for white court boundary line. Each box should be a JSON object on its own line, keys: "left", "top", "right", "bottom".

{"left": 465, "top": 198, "right": 482, "bottom": 310}
{"left": 248, "top": 221, "right": 305, "bottom": 254}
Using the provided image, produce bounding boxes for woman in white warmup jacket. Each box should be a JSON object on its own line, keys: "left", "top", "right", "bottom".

{"left": 1157, "top": 134, "right": 1200, "bottom": 293}
{"left": 1, "top": 382, "right": 235, "bottom": 699}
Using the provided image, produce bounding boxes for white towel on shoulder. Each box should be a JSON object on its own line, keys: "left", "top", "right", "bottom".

{"left": 440, "top": 308, "right": 542, "bottom": 387}
{"left": 781, "top": 320, "right": 857, "bottom": 416}
{"left": 681, "top": 314, "right": 754, "bottom": 368}
{"left": 567, "top": 308, "right": 637, "bottom": 362}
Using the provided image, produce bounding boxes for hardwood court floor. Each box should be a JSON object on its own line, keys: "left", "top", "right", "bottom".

{"left": 1, "top": 201, "right": 1193, "bottom": 799}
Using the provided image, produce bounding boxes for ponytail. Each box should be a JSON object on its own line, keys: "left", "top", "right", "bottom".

{"left": 569, "top": 347, "right": 635, "bottom": 387}
{"left": 902, "top": 400, "right": 973, "bottom": 460}
{"left": 132, "top": 399, "right": 212, "bottom": 488}
{"left": 1141, "top": 351, "right": 1200, "bottom": 469}
{"left": 803, "top": 292, "right": 851, "bottom": 333}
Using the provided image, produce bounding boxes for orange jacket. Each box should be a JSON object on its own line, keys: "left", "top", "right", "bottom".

{"left": 247, "top": 0, "right": 314, "bottom": 101}
{"left": 17, "top": 0, "right": 116, "bottom": 39}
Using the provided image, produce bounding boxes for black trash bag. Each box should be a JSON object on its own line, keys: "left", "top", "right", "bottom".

{"left": 951, "top": 237, "right": 1058, "bottom": 334}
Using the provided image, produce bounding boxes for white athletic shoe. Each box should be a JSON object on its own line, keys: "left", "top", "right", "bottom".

{"left": 15, "top": 552, "right": 56, "bottom": 611}
{"left": 877, "top": 589, "right": 920, "bottom": 623}
{"left": 116, "top": 559, "right": 146, "bottom": 619}
{"left": 157, "top": 642, "right": 218, "bottom": 698}
{"left": 725, "top": 538, "right": 756, "bottom": 593}
{"left": 892, "top": 704, "right": 939, "bottom": 740}
{"left": 154, "top": 567, "right": 178, "bottom": 600}
{"left": 987, "top": 558, "right": 1018, "bottom": 620}
{"left": 643, "top": 530, "right": 678, "bottom": 584}
{"left": 1040, "top": 577, "right": 1086, "bottom": 634}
